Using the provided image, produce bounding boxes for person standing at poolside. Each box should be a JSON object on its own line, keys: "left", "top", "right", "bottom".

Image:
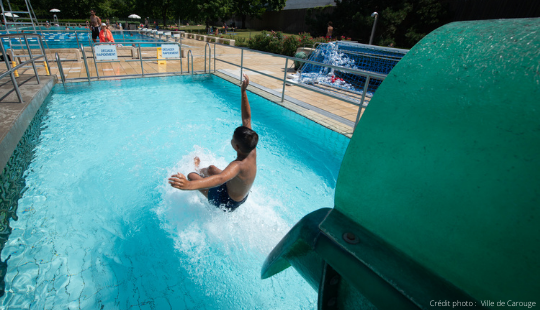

{"left": 327, "top": 21, "right": 333, "bottom": 39}
{"left": 144, "top": 18, "right": 149, "bottom": 28}
{"left": 99, "top": 24, "right": 115, "bottom": 43}
{"left": 169, "top": 74, "right": 258, "bottom": 212}
{"left": 89, "top": 9, "right": 102, "bottom": 43}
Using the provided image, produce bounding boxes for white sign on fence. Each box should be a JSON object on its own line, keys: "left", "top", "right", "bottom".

{"left": 95, "top": 45, "right": 118, "bottom": 60}
{"left": 161, "top": 44, "right": 179, "bottom": 58}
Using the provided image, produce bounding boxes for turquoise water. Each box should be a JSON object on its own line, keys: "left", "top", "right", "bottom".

{"left": 0, "top": 75, "right": 350, "bottom": 309}
{"left": 0, "top": 31, "right": 162, "bottom": 49}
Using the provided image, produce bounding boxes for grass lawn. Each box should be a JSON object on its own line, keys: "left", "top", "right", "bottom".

{"left": 161, "top": 25, "right": 297, "bottom": 38}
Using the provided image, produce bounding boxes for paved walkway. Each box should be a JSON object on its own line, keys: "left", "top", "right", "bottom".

{"left": 1, "top": 36, "right": 368, "bottom": 137}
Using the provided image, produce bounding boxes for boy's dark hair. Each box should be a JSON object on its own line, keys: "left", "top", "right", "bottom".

{"left": 328, "top": 21, "right": 333, "bottom": 26}
{"left": 233, "top": 126, "right": 258, "bottom": 154}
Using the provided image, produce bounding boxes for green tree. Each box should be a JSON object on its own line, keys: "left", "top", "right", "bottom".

{"left": 314, "top": 0, "right": 451, "bottom": 48}
{"left": 134, "top": 0, "right": 177, "bottom": 27}
{"left": 232, "top": 0, "right": 286, "bottom": 29}
{"left": 182, "top": 0, "right": 232, "bottom": 29}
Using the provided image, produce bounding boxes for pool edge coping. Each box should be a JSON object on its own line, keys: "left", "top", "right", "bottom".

{"left": 60, "top": 72, "right": 355, "bottom": 138}
{"left": 0, "top": 76, "right": 57, "bottom": 173}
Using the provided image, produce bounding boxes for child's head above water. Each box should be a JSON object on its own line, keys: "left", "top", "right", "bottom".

{"left": 232, "top": 126, "right": 258, "bottom": 154}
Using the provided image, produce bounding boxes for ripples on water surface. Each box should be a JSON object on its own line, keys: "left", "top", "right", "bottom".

{"left": 0, "top": 75, "right": 350, "bottom": 309}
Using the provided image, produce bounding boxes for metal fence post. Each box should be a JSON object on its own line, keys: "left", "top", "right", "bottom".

{"left": 55, "top": 53, "right": 66, "bottom": 85}
{"left": 139, "top": 43, "right": 144, "bottom": 77}
{"left": 187, "top": 50, "right": 194, "bottom": 74}
{"left": 75, "top": 31, "right": 80, "bottom": 48}
{"left": 178, "top": 42, "right": 183, "bottom": 74}
{"left": 81, "top": 44, "right": 91, "bottom": 83}
{"left": 281, "top": 58, "right": 288, "bottom": 102}
{"left": 204, "top": 42, "right": 211, "bottom": 73}
{"left": 240, "top": 48, "right": 243, "bottom": 84}
{"left": 90, "top": 43, "right": 100, "bottom": 80}
{"left": 355, "top": 76, "right": 371, "bottom": 130}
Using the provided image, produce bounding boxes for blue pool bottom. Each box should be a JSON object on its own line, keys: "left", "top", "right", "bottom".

{"left": 0, "top": 75, "right": 350, "bottom": 309}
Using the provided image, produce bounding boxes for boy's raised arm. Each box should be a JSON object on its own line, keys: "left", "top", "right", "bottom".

{"left": 241, "top": 74, "right": 251, "bottom": 129}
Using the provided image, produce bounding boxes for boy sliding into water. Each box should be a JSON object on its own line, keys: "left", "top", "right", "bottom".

{"left": 169, "top": 74, "right": 258, "bottom": 211}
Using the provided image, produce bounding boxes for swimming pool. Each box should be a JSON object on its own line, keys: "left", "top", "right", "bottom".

{"left": 0, "top": 75, "right": 350, "bottom": 308}
{"left": 0, "top": 31, "right": 163, "bottom": 49}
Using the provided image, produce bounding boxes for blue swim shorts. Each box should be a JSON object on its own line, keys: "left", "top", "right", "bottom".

{"left": 208, "top": 183, "right": 248, "bottom": 212}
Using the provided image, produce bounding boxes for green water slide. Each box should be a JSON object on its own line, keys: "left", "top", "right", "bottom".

{"left": 262, "top": 18, "right": 540, "bottom": 309}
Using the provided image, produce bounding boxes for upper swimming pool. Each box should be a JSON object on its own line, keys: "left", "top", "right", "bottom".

{"left": 0, "top": 75, "right": 350, "bottom": 308}
{"left": 0, "top": 31, "right": 163, "bottom": 49}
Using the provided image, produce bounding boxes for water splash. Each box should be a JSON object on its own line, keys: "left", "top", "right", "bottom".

{"left": 153, "top": 147, "right": 315, "bottom": 307}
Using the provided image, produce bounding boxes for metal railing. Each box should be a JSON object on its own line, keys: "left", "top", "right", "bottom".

{"left": 187, "top": 50, "right": 193, "bottom": 74}
{"left": 46, "top": 33, "right": 386, "bottom": 130}
{"left": 54, "top": 52, "right": 66, "bottom": 84}
{"left": 0, "top": 33, "right": 50, "bottom": 102}
{"left": 204, "top": 42, "right": 211, "bottom": 73}
{"left": 13, "top": 29, "right": 167, "bottom": 49}
{"left": 211, "top": 43, "right": 387, "bottom": 128}
{"left": 80, "top": 44, "right": 91, "bottom": 83}
{"left": 52, "top": 41, "right": 187, "bottom": 83}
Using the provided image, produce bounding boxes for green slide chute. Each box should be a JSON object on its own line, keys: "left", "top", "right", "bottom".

{"left": 262, "top": 18, "right": 540, "bottom": 309}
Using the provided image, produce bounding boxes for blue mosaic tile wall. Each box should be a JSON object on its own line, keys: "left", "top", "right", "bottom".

{"left": 0, "top": 102, "right": 49, "bottom": 297}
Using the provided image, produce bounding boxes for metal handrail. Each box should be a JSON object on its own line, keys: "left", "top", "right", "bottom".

{"left": 215, "top": 53, "right": 365, "bottom": 105}
{"left": 90, "top": 43, "right": 100, "bottom": 80}
{"left": 204, "top": 42, "right": 211, "bottom": 73}
{"left": 210, "top": 42, "right": 392, "bottom": 129}
{"left": 138, "top": 43, "right": 144, "bottom": 77}
{"left": 44, "top": 33, "right": 382, "bottom": 131}
{"left": 0, "top": 33, "right": 50, "bottom": 103}
{"left": 18, "top": 29, "right": 168, "bottom": 48}
{"left": 80, "top": 44, "right": 91, "bottom": 83}
{"left": 22, "top": 33, "right": 40, "bottom": 84}
{"left": 187, "top": 50, "right": 193, "bottom": 74}
{"left": 71, "top": 41, "right": 186, "bottom": 82}
{"left": 0, "top": 53, "right": 45, "bottom": 78}
{"left": 0, "top": 38, "right": 22, "bottom": 102}
{"left": 55, "top": 53, "right": 66, "bottom": 85}
{"left": 212, "top": 43, "right": 388, "bottom": 80}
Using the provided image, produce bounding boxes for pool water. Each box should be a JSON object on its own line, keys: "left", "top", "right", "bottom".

{"left": 0, "top": 75, "right": 350, "bottom": 309}
{"left": 0, "top": 31, "right": 162, "bottom": 49}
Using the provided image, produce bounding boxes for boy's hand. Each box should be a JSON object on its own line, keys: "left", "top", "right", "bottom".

{"left": 168, "top": 173, "right": 192, "bottom": 190}
{"left": 241, "top": 74, "right": 249, "bottom": 92}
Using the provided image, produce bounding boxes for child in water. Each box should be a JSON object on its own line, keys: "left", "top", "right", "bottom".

{"left": 169, "top": 74, "right": 258, "bottom": 211}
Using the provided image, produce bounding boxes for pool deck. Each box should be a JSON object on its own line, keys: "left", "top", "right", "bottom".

{"left": 0, "top": 74, "right": 56, "bottom": 172}
{"left": 1, "top": 36, "right": 366, "bottom": 138}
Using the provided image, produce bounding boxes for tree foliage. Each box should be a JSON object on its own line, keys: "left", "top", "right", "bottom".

{"left": 307, "top": 0, "right": 452, "bottom": 48}
{"left": 231, "top": 0, "right": 286, "bottom": 29}
{"left": 7, "top": 0, "right": 287, "bottom": 30}
{"left": 183, "top": 0, "right": 232, "bottom": 28}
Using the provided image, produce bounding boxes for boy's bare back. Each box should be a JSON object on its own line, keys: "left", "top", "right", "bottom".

{"left": 169, "top": 74, "right": 258, "bottom": 211}
{"left": 224, "top": 147, "right": 256, "bottom": 201}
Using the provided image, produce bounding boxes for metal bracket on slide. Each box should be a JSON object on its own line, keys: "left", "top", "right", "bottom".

{"left": 318, "top": 262, "right": 341, "bottom": 310}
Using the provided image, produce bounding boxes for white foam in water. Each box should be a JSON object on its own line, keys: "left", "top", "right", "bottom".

{"left": 157, "top": 146, "right": 293, "bottom": 263}
{"left": 155, "top": 147, "right": 315, "bottom": 306}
